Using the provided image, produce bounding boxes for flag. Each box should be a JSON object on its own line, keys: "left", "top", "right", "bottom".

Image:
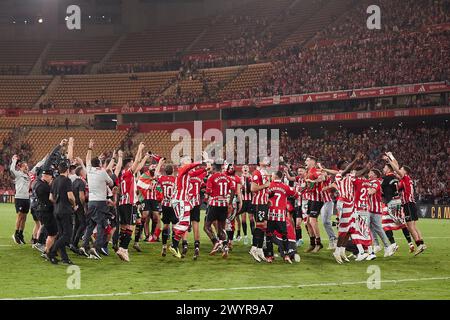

{"left": 137, "top": 171, "right": 153, "bottom": 192}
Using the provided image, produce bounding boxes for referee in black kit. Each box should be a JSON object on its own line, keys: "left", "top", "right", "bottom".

{"left": 49, "top": 161, "right": 76, "bottom": 265}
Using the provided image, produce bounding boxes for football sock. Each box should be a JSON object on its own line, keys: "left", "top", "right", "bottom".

{"left": 162, "top": 228, "right": 169, "bottom": 245}
{"left": 385, "top": 230, "right": 395, "bottom": 244}
{"left": 242, "top": 221, "right": 247, "bottom": 236}
{"left": 402, "top": 227, "right": 412, "bottom": 243}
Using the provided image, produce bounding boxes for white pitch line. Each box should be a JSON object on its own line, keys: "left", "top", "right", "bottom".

{"left": 2, "top": 276, "right": 450, "bottom": 300}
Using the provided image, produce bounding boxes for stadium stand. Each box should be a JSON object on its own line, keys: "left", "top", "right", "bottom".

{"left": 0, "top": 75, "right": 53, "bottom": 108}
{"left": 158, "top": 65, "right": 242, "bottom": 105}
{"left": 103, "top": 20, "right": 208, "bottom": 72}
{"left": 0, "top": 40, "right": 45, "bottom": 75}
{"left": 46, "top": 37, "right": 117, "bottom": 63}
{"left": 217, "top": 62, "right": 273, "bottom": 100}
{"left": 0, "top": 117, "right": 83, "bottom": 128}
{"left": 25, "top": 129, "right": 128, "bottom": 163}
{"left": 47, "top": 71, "right": 178, "bottom": 108}
{"left": 277, "top": 0, "right": 354, "bottom": 50}
{"left": 131, "top": 131, "right": 211, "bottom": 161}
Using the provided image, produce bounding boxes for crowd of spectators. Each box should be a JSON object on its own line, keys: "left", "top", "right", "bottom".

{"left": 314, "top": 0, "right": 449, "bottom": 43}
{"left": 280, "top": 125, "right": 450, "bottom": 204}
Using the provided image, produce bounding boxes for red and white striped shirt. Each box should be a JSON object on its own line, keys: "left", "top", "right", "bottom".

{"left": 240, "top": 174, "right": 252, "bottom": 201}
{"left": 158, "top": 175, "right": 175, "bottom": 207}
{"left": 304, "top": 167, "right": 322, "bottom": 202}
{"left": 268, "top": 180, "right": 296, "bottom": 222}
{"left": 144, "top": 178, "right": 159, "bottom": 200}
{"left": 295, "top": 176, "right": 307, "bottom": 202}
{"left": 251, "top": 168, "right": 269, "bottom": 205}
{"left": 398, "top": 175, "right": 415, "bottom": 204}
{"left": 206, "top": 172, "right": 234, "bottom": 207}
{"left": 173, "top": 162, "right": 202, "bottom": 202}
{"left": 335, "top": 171, "right": 355, "bottom": 202}
{"left": 368, "top": 178, "right": 382, "bottom": 214}
{"left": 321, "top": 177, "right": 334, "bottom": 203}
{"left": 189, "top": 168, "right": 207, "bottom": 207}
{"left": 353, "top": 177, "right": 371, "bottom": 211}
{"left": 119, "top": 168, "right": 137, "bottom": 205}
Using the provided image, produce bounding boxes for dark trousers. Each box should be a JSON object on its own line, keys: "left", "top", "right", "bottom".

{"left": 72, "top": 207, "right": 86, "bottom": 247}
{"left": 83, "top": 201, "right": 109, "bottom": 250}
{"left": 50, "top": 213, "right": 73, "bottom": 261}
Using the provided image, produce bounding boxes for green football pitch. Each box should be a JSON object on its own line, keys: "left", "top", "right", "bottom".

{"left": 0, "top": 203, "right": 449, "bottom": 300}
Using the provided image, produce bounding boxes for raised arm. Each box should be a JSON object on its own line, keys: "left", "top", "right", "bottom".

{"left": 86, "top": 139, "right": 94, "bottom": 168}
{"left": 384, "top": 152, "right": 404, "bottom": 178}
{"left": 10, "top": 155, "right": 20, "bottom": 177}
{"left": 154, "top": 157, "right": 165, "bottom": 178}
{"left": 42, "top": 139, "right": 67, "bottom": 170}
{"left": 135, "top": 152, "right": 151, "bottom": 174}
{"left": 67, "top": 137, "right": 74, "bottom": 161}
{"left": 317, "top": 163, "right": 339, "bottom": 176}
{"left": 31, "top": 154, "right": 49, "bottom": 174}
{"left": 106, "top": 150, "right": 116, "bottom": 172}
{"left": 131, "top": 142, "right": 145, "bottom": 174}
{"left": 283, "top": 167, "right": 296, "bottom": 182}
{"left": 114, "top": 150, "right": 124, "bottom": 177}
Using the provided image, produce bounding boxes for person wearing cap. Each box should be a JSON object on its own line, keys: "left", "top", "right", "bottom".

{"left": 48, "top": 161, "right": 76, "bottom": 265}
{"left": 34, "top": 168, "right": 56, "bottom": 256}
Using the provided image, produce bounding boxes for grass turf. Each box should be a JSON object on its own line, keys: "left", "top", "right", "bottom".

{"left": 0, "top": 203, "right": 449, "bottom": 300}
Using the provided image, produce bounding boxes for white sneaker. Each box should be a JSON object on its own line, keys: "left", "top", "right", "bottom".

{"left": 383, "top": 246, "right": 391, "bottom": 257}
{"left": 296, "top": 239, "right": 304, "bottom": 247}
{"left": 294, "top": 254, "right": 301, "bottom": 263}
{"left": 235, "top": 235, "right": 242, "bottom": 242}
{"left": 387, "top": 243, "right": 397, "bottom": 256}
{"left": 373, "top": 245, "right": 382, "bottom": 254}
{"left": 355, "top": 253, "right": 369, "bottom": 261}
{"left": 327, "top": 240, "right": 337, "bottom": 250}
{"left": 116, "top": 247, "right": 130, "bottom": 262}
{"left": 257, "top": 248, "right": 267, "bottom": 262}
{"left": 414, "top": 244, "right": 427, "bottom": 256}
{"left": 333, "top": 251, "right": 343, "bottom": 264}
{"left": 366, "top": 253, "right": 377, "bottom": 261}
{"left": 249, "top": 246, "right": 261, "bottom": 262}
{"left": 340, "top": 249, "right": 350, "bottom": 262}
{"left": 243, "top": 236, "right": 249, "bottom": 245}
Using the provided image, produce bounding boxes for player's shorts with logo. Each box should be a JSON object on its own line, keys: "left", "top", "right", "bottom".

{"left": 403, "top": 202, "right": 419, "bottom": 222}
{"left": 15, "top": 198, "right": 30, "bottom": 214}
{"left": 161, "top": 205, "right": 178, "bottom": 225}
{"left": 253, "top": 204, "right": 269, "bottom": 222}
{"left": 206, "top": 205, "right": 228, "bottom": 222}
{"left": 118, "top": 204, "right": 137, "bottom": 225}
{"left": 307, "top": 200, "right": 323, "bottom": 218}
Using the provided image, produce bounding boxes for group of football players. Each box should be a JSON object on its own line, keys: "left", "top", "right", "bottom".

{"left": 10, "top": 137, "right": 426, "bottom": 265}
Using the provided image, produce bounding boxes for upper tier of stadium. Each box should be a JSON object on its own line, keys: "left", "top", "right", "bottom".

{"left": 0, "top": 0, "right": 448, "bottom": 109}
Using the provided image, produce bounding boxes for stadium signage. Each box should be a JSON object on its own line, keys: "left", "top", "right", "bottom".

{"left": 1, "top": 82, "right": 449, "bottom": 116}
{"left": 227, "top": 106, "right": 450, "bottom": 127}
{"left": 417, "top": 205, "right": 450, "bottom": 219}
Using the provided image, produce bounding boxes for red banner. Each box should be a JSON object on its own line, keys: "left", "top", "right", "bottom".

{"left": 227, "top": 106, "right": 450, "bottom": 127}
{"left": 0, "top": 82, "right": 449, "bottom": 116}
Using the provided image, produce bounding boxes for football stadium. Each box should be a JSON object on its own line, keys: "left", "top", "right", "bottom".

{"left": 0, "top": 0, "right": 449, "bottom": 304}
